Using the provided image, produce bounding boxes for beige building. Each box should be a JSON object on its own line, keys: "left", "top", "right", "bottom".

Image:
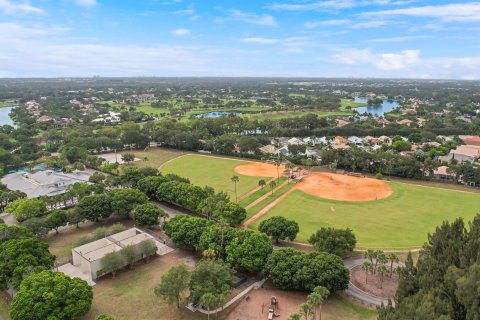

{"left": 72, "top": 228, "right": 172, "bottom": 281}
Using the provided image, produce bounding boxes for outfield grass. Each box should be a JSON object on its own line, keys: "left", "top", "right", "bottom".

{"left": 250, "top": 182, "right": 480, "bottom": 249}
{"left": 246, "top": 182, "right": 295, "bottom": 219}
{"left": 160, "top": 154, "right": 269, "bottom": 198}
{"left": 123, "top": 148, "right": 186, "bottom": 170}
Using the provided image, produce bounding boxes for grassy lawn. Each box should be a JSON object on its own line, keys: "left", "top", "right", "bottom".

{"left": 340, "top": 98, "right": 365, "bottom": 112}
{"left": 250, "top": 182, "right": 480, "bottom": 249}
{"left": 122, "top": 148, "right": 186, "bottom": 170}
{"left": 82, "top": 251, "right": 206, "bottom": 320}
{"left": 160, "top": 154, "right": 267, "bottom": 198}
{"left": 238, "top": 177, "right": 287, "bottom": 207}
{"left": 331, "top": 294, "right": 377, "bottom": 320}
{"left": 245, "top": 182, "right": 295, "bottom": 219}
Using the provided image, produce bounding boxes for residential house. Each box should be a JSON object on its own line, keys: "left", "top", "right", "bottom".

{"left": 333, "top": 136, "right": 348, "bottom": 145}
{"left": 439, "top": 145, "right": 480, "bottom": 163}
{"left": 347, "top": 136, "right": 364, "bottom": 146}
{"left": 432, "top": 166, "right": 455, "bottom": 182}
{"left": 397, "top": 119, "right": 413, "bottom": 127}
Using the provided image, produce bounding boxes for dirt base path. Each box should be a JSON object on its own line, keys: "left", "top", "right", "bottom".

{"left": 244, "top": 180, "right": 290, "bottom": 210}
{"left": 237, "top": 177, "right": 276, "bottom": 202}
{"left": 242, "top": 186, "right": 296, "bottom": 227}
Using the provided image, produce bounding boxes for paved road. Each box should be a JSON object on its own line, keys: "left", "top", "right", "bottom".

{"left": 344, "top": 257, "right": 392, "bottom": 307}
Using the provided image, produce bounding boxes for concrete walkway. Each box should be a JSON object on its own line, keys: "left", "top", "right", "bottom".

{"left": 188, "top": 278, "right": 268, "bottom": 315}
{"left": 343, "top": 257, "right": 392, "bottom": 307}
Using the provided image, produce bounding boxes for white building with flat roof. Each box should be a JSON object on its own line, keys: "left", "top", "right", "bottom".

{"left": 72, "top": 228, "right": 172, "bottom": 281}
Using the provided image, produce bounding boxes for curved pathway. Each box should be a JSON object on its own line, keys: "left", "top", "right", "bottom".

{"left": 344, "top": 257, "right": 394, "bottom": 307}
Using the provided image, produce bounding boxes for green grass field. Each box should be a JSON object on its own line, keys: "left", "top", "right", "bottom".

{"left": 250, "top": 182, "right": 480, "bottom": 249}
{"left": 238, "top": 177, "right": 286, "bottom": 207}
{"left": 339, "top": 98, "right": 366, "bottom": 112}
{"left": 123, "top": 148, "right": 186, "bottom": 169}
{"left": 246, "top": 182, "right": 295, "bottom": 219}
{"left": 160, "top": 154, "right": 270, "bottom": 198}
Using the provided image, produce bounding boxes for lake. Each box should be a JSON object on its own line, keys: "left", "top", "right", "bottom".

{"left": 354, "top": 97, "right": 399, "bottom": 117}
{"left": 193, "top": 111, "right": 241, "bottom": 118}
{"left": 0, "top": 106, "right": 16, "bottom": 126}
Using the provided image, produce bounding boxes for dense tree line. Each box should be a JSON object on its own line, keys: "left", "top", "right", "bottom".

{"left": 164, "top": 215, "right": 272, "bottom": 273}
{"left": 264, "top": 248, "right": 349, "bottom": 293}
{"left": 378, "top": 214, "right": 480, "bottom": 320}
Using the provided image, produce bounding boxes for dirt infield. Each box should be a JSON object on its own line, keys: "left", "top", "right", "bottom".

{"left": 297, "top": 172, "right": 393, "bottom": 202}
{"left": 234, "top": 162, "right": 285, "bottom": 177}
{"left": 235, "top": 162, "right": 392, "bottom": 202}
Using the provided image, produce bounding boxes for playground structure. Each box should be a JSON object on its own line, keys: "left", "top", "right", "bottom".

{"left": 265, "top": 296, "right": 280, "bottom": 319}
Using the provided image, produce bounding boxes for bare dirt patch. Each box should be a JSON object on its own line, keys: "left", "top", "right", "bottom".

{"left": 234, "top": 162, "right": 285, "bottom": 177}
{"left": 297, "top": 172, "right": 393, "bottom": 202}
{"left": 225, "top": 287, "right": 307, "bottom": 320}
{"left": 350, "top": 265, "right": 398, "bottom": 298}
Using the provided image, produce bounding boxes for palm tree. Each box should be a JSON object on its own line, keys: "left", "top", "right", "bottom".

{"left": 299, "top": 303, "right": 314, "bottom": 320}
{"left": 258, "top": 179, "right": 266, "bottom": 189}
{"left": 361, "top": 261, "right": 372, "bottom": 284}
{"left": 364, "top": 249, "right": 375, "bottom": 267}
{"left": 377, "top": 264, "right": 389, "bottom": 289}
{"left": 200, "top": 293, "right": 222, "bottom": 320}
{"left": 274, "top": 159, "right": 281, "bottom": 180}
{"left": 387, "top": 253, "right": 399, "bottom": 277}
{"left": 309, "top": 286, "right": 330, "bottom": 320}
{"left": 285, "top": 162, "right": 294, "bottom": 183}
{"left": 269, "top": 180, "right": 276, "bottom": 195}
{"left": 231, "top": 175, "right": 239, "bottom": 203}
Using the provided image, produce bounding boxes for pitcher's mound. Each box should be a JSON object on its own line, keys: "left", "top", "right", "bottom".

{"left": 298, "top": 172, "right": 392, "bottom": 202}
{"left": 235, "top": 162, "right": 285, "bottom": 177}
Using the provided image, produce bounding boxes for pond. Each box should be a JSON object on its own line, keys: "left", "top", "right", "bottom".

{"left": 193, "top": 111, "right": 241, "bottom": 118}
{"left": 0, "top": 106, "right": 16, "bottom": 126}
{"left": 354, "top": 97, "right": 399, "bottom": 117}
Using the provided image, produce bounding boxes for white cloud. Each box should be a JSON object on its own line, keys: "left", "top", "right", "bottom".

{"left": 367, "top": 35, "right": 428, "bottom": 43}
{"left": 362, "top": 3, "right": 480, "bottom": 22}
{"left": 268, "top": 0, "right": 410, "bottom": 11}
{"left": 173, "top": 9, "right": 194, "bottom": 15}
{"left": 305, "top": 19, "right": 350, "bottom": 28}
{"left": 228, "top": 9, "right": 277, "bottom": 26}
{"left": 171, "top": 28, "right": 190, "bottom": 36}
{"left": 75, "top": 0, "right": 97, "bottom": 7}
{"left": 0, "top": 22, "right": 69, "bottom": 39}
{"left": 0, "top": 0, "right": 43, "bottom": 14}
{"left": 241, "top": 37, "right": 279, "bottom": 44}
{"left": 332, "top": 48, "right": 420, "bottom": 70}
{"left": 349, "top": 20, "right": 387, "bottom": 29}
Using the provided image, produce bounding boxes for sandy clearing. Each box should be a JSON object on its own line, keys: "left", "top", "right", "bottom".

{"left": 234, "top": 162, "right": 286, "bottom": 178}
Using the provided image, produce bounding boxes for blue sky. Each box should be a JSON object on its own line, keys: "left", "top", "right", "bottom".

{"left": 0, "top": 0, "right": 480, "bottom": 78}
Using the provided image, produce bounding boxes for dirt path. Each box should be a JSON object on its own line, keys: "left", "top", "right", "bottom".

{"left": 242, "top": 185, "right": 296, "bottom": 227}
{"left": 237, "top": 177, "right": 276, "bottom": 202}
{"left": 244, "top": 180, "right": 290, "bottom": 210}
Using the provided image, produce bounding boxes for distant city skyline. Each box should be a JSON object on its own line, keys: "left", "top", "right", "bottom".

{"left": 1, "top": 0, "right": 479, "bottom": 79}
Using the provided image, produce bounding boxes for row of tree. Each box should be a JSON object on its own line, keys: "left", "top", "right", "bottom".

{"left": 138, "top": 175, "right": 247, "bottom": 226}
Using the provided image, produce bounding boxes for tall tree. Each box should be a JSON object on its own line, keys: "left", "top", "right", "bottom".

{"left": 231, "top": 175, "right": 239, "bottom": 203}
{"left": 10, "top": 270, "right": 93, "bottom": 320}
{"left": 308, "top": 286, "right": 330, "bottom": 320}
{"left": 258, "top": 216, "right": 299, "bottom": 243}
{"left": 154, "top": 264, "right": 190, "bottom": 308}
{"left": 309, "top": 227, "right": 356, "bottom": 256}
